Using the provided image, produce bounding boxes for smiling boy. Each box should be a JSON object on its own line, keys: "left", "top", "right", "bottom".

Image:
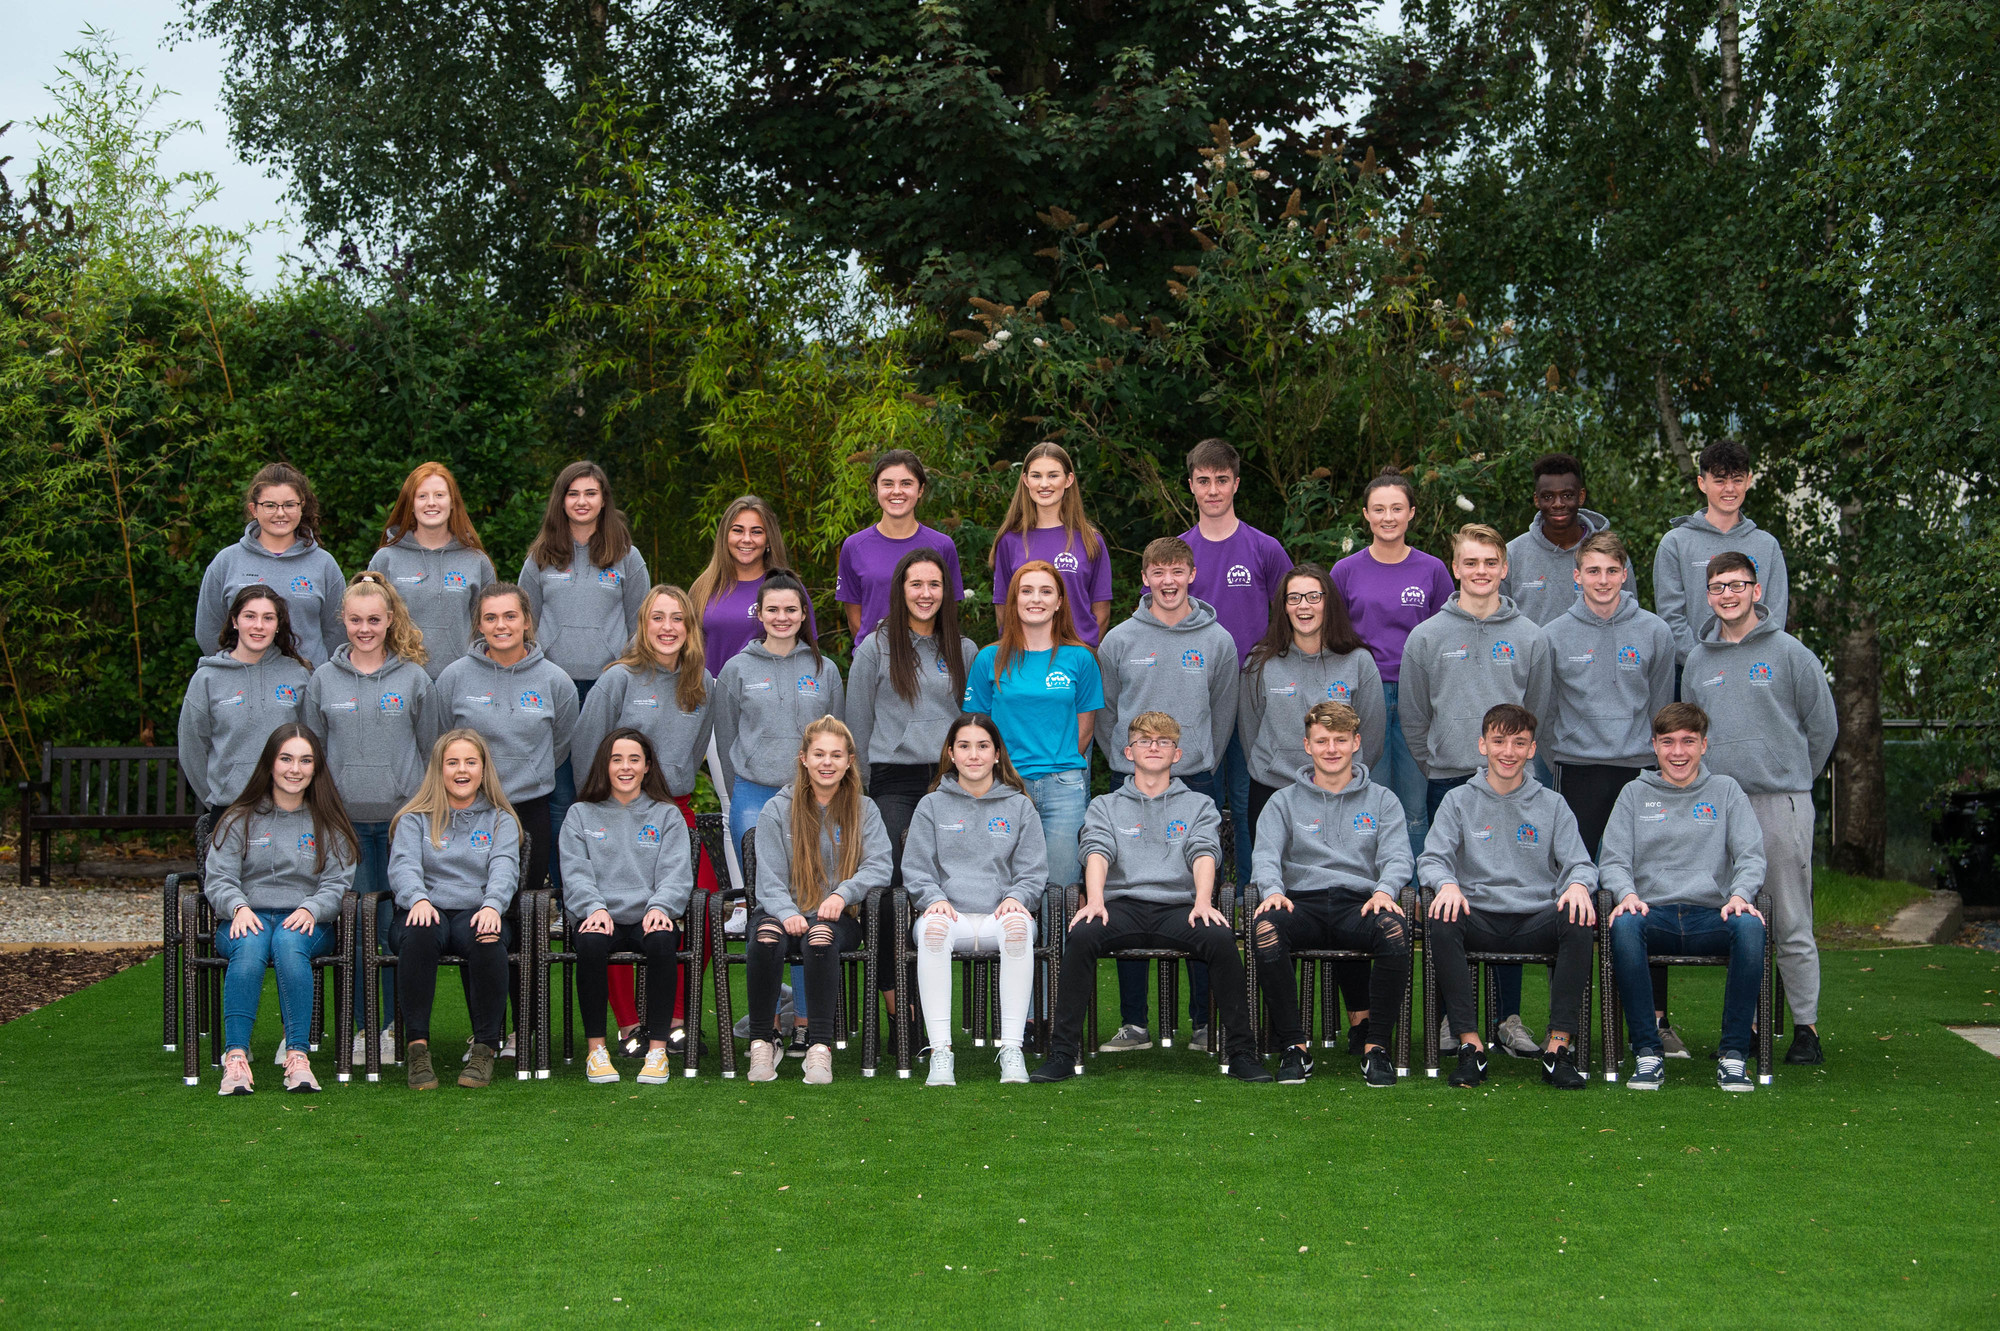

{"left": 1652, "top": 439, "right": 1790, "bottom": 665}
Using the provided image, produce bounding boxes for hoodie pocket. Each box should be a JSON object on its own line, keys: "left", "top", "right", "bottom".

{"left": 335, "top": 764, "right": 395, "bottom": 810}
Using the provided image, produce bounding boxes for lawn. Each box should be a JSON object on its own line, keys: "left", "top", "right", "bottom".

{"left": 1813, "top": 868, "right": 1934, "bottom": 946}
{"left": 1, "top": 947, "right": 1996, "bottom": 1328}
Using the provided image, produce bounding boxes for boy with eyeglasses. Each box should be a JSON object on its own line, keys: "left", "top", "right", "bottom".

{"left": 1652, "top": 439, "right": 1790, "bottom": 667}
{"left": 1682, "top": 550, "right": 1835, "bottom": 1066}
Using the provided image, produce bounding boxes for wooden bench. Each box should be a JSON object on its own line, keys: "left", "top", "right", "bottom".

{"left": 16, "top": 744, "right": 199, "bottom": 887}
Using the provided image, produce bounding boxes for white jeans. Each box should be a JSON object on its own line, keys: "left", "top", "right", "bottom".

{"left": 914, "top": 909, "right": 1034, "bottom": 1051}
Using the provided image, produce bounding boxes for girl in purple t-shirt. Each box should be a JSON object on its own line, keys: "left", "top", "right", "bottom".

{"left": 690, "top": 495, "right": 819, "bottom": 667}
{"left": 836, "top": 450, "right": 965, "bottom": 642}
{"left": 988, "top": 441, "right": 1114, "bottom": 646}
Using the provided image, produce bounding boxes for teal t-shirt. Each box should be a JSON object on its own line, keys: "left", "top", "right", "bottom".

{"left": 965, "top": 645, "right": 1105, "bottom": 778}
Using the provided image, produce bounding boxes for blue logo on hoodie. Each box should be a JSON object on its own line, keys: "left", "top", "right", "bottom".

{"left": 987, "top": 816, "right": 1012, "bottom": 839}
{"left": 1750, "top": 663, "right": 1773, "bottom": 685}
{"left": 1691, "top": 803, "right": 1720, "bottom": 822}
{"left": 444, "top": 570, "right": 468, "bottom": 588}
{"left": 297, "top": 832, "right": 316, "bottom": 854}
{"left": 1352, "top": 812, "right": 1376, "bottom": 835}
{"left": 273, "top": 684, "right": 298, "bottom": 705}
{"left": 1618, "top": 645, "right": 1642, "bottom": 670}
{"left": 796, "top": 675, "right": 821, "bottom": 696}
{"left": 1492, "top": 641, "right": 1516, "bottom": 663}
{"left": 379, "top": 692, "right": 406, "bottom": 715}
{"left": 1180, "top": 650, "right": 1205, "bottom": 672}
{"left": 469, "top": 828, "right": 492, "bottom": 849}
{"left": 1326, "top": 680, "right": 1352, "bottom": 702}
{"left": 637, "top": 824, "right": 662, "bottom": 846}
{"left": 289, "top": 576, "right": 315, "bottom": 596}
{"left": 596, "top": 568, "right": 623, "bottom": 588}
{"left": 518, "top": 690, "right": 546, "bottom": 713}
{"left": 1165, "top": 819, "right": 1190, "bottom": 841}
{"left": 1515, "top": 822, "right": 1539, "bottom": 845}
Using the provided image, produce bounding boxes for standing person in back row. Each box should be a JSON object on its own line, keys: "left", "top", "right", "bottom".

{"left": 989, "top": 442, "right": 1115, "bottom": 647}
{"left": 368, "top": 461, "right": 496, "bottom": 679}
{"left": 1502, "top": 453, "right": 1627, "bottom": 628}
{"left": 1097, "top": 536, "right": 1240, "bottom": 1054}
{"left": 195, "top": 462, "right": 347, "bottom": 667}
{"left": 1653, "top": 439, "right": 1790, "bottom": 670}
{"left": 1683, "top": 550, "right": 1835, "bottom": 1067}
{"left": 837, "top": 450, "right": 965, "bottom": 641}
{"left": 519, "top": 461, "right": 649, "bottom": 895}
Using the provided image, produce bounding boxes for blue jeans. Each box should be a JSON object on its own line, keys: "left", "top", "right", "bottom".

{"left": 1611, "top": 904, "right": 1765, "bottom": 1057}
{"left": 1022, "top": 767, "right": 1091, "bottom": 891}
{"left": 214, "top": 910, "right": 337, "bottom": 1052}
{"left": 548, "top": 677, "right": 595, "bottom": 894}
{"left": 728, "top": 777, "right": 807, "bottom": 1015}
{"left": 1379, "top": 682, "right": 1429, "bottom": 878}
{"left": 352, "top": 821, "right": 396, "bottom": 1028}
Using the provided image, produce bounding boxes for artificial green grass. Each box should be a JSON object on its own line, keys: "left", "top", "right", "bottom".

{"left": 1814, "top": 868, "right": 1932, "bottom": 936}
{"left": 2, "top": 950, "right": 1998, "bottom": 1328}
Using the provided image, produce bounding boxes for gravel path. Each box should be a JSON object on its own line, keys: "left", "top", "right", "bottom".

{"left": 0, "top": 875, "right": 166, "bottom": 944}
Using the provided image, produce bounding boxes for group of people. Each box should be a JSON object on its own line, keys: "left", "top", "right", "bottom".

{"left": 179, "top": 434, "right": 1834, "bottom": 1099}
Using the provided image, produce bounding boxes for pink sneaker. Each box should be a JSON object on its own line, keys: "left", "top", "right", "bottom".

{"left": 219, "top": 1049, "right": 255, "bottom": 1096}
{"left": 283, "top": 1049, "right": 321, "bottom": 1094}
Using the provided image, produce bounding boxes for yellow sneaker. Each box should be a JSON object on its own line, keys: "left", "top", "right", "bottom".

{"left": 637, "top": 1047, "right": 673, "bottom": 1084}
{"left": 585, "top": 1046, "right": 620, "bottom": 1084}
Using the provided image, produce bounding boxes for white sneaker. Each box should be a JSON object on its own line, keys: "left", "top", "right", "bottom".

{"left": 724, "top": 903, "right": 749, "bottom": 937}
{"left": 1438, "top": 1018, "right": 1460, "bottom": 1053}
{"left": 1494, "top": 1015, "right": 1540, "bottom": 1058}
{"left": 802, "top": 1043, "right": 833, "bottom": 1085}
{"left": 273, "top": 1039, "right": 289, "bottom": 1066}
{"left": 997, "top": 1045, "right": 1028, "bottom": 1084}
{"left": 747, "top": 1039, "right": 780, "bottom": 1083}
{"left": 927, "top": 1047, "right": 956, "bottom": 1087}
{"left": 351, "top": 1026, "right": 397, "bottom": 1066}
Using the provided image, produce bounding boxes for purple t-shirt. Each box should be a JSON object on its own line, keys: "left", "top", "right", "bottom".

{"left": 991, "top": 526, "right": 1116, "bottom": 646}
{"left": 1331, "top": 546, "right": 1456, "bottom": 683}
{"left": 835, "top": 524, "right": 965, "bottom": 638}
{"left": 700, "top": 574, "right": 821, "bottom": 666}
{"left": 1179, "top": 522, "right": 1292, "bottom": 667}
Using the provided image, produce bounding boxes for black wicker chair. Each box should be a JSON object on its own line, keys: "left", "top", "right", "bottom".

{"left": 1241, "top": 887, "right": 1419, "bottom": 1075}
{"left": 173, "top": 811, "right": 359, "bottom": 1086}
{"left": 1601, "top": 888, "right": 1777, "bottom": 1084}
{"left": 710, "top": 834, "right": 889, "bottom": 1078}
{"left": 357, "top": 831, "right": 538, "bottom": 1084}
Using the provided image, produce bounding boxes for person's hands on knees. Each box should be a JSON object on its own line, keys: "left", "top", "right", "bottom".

{"left": 642, "top": 908, "right": 674, "bottom": 934}
{"left": 229, "top": 905, "right": 263, "bottom": 940}
{"left": 1558, "top": 882, "right": 1596, "bottom": 926}
{"left": 1428, "top": 883, "right": 1467, "bottom": 922}
{"left": 580, "top": 908, "right": 615, "bottom": 935}
{"left": 471, "top": 905, "right": 503, "bottom": 944}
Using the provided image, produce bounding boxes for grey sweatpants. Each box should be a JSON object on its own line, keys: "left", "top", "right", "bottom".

{"left": 1749, "top": 791, "right": 1818, "bottom": 1027}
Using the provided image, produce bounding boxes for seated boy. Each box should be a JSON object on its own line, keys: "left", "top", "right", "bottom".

{"left": 1031, "top": 712, "right": 1271, "bottom": 1083}
{"left": 1419, "top": 704, "right": 1598, "bottom": 1090}
{"left": 1249, "top": 701, "right": 1413, "bottom": 1088}
{"left": 1600, "top": 702, "right": 1768, "bottom": 1091}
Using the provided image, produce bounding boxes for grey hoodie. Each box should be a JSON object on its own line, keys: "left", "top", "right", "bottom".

{"left": 1416, "top": 770, "right": 1597, "bottom": 914}
{"left": 752, "top": 785, "right": 893, "bottom": 923}
{"left": 1096, "top": 597, "right": 1240, "bottom": 775}
{"left": 901, "top": 776, "right": 1048, "bottom": 914}
{"left": 433, "top": 641, "right": 580, "bottom": 803}
{"left": 1397, "top": 594, "right": 1554, "bottom": 780}
{"left": 518, "top": 542, "right": 650, "bottom": 683}
{"left": 1652, "top": 510, "right": 1790, "bottom": 663}
{"left": 195, "top": 522, "right": 347, "bottom": 665}
{"left": 387, "top": 798, "right": 522, "bottom": 913}
{"left": 1543, "top": 595, "right": 1677, "bottom": 768}
{"left": 302, "top": 648, "right": 442, "bottom": 823}
{"left": 1077, "top": 776, "right": 1224, "bottom": 905}
{"left": 366, "top": 531, "right": 496, "bottom": 678}
{"left": 177, "top": 648, "right": 312, "bottom": 807}
{"left": 1249, "top": 763, "right": 1411, "bottom": 903}
{"left": 572, "top": 663, "right": 715, "bottom": 797}
{"left": 1238, "top": 646, "right": 1386, "bottom": 788}
{"left": 1682, "top": 607, "right": 1836, "bottom": 795}
{"left": 1502, "top": 510, "right": 1631, "bottom": 626}
{"left": 558, "top": 795, "right": 695, "bottom": 923}
{"left": 713, "top": 640, "right": 846, "bottom": 790}
{"left": 1597, "top": 765, "right": 1766, "bottom": 909}
{"left": 846, "top": 628, "right": 978, "bottom": 770}
{"left": 203, "top": 802, "right": 355, "bottom": 923}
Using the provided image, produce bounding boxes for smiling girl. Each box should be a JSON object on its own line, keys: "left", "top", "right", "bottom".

{"left": 836, "top": 450, "right": 964, "bottom": 641}
{"left": 195, "top": 463, "right": 347, "bottom": 666}
{"left": 989, "top": 442, "right": 1113, "bottom": 646}
{"left": 179, "top": 586, "right": 313, "bottom": 819}
{"left": 368, "top": 462, "right": 495, "bottom": 678}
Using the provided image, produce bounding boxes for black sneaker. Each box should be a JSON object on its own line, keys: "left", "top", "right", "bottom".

{"left": 1448, "top": 1045, "right": 1488, "bottom": 1088}
{"left": 1028, "top": 1054, "right": 1079, "bottom": 1083}
{"left": 786, "top": 1026, "right": 810, "bottom": 1059}
{"left": 665, "top": 1025, "right": 707, "bottom": 1059}
{"left": 1541, "top": 1045, "right": 1587, "bottom": 1089}
{"left": 1363, "top": 1047, "right": 1397, "bottom": 1087}
{"left": 1225, "top": 1056, "right": 1274, "bottom": 1083}
{"left": 1784, "top": 1026, "right": 1823, "bottom": 1065}
{"left": 1278, "top": 1045, "right": 1314, "bottom": 1085}
{"left": 1346, "top": 1025, "right": 1367, "bottom": 1057}
{"left": 619, "top": 1026, "right": 646, "bottom": 1059}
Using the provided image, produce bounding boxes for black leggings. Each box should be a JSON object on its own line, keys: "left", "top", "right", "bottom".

{"left": 1250, "top": 893, "right": 1411, "bottom": 1051}
{"left": 392, "top": 907, "right": 513, "bottom": 1047}
{"left": 572, "top": 920, "right": 680, "bottom": 1041}
{"left": 1250, "top": 781, "right": 1372, "bottom": 1018}
{"left": 515, "top": 795, "right": 552, "bottom": 894}
{"left": 868, "top": 763, "right": 933, "bottom": 893}
{"left": 747, "top": 911, "right": 865, "bottom": 1048}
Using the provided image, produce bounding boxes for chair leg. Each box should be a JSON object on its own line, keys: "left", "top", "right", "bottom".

{"left": 1422, "top": 933, "right": 1440, "bottom": 1076}
{"left": 362, "top": 904, "right": 382, "bottom": 1083}
{"left": 712, "top": 896, "right": 739, "bottom": 1079}
{"left": 1759, "top": 933, "right": 1775, "bottom": 1085}
{"left": 180, "top": 905, "right": 201, "bottom": 1086}
{"left": 1321, "top": 960, "right": 1340, "bottom": 1050}
{"left": 1481, "top": 963, "right": 1498, "bottom": 1051}
{"left": 1395, "top": 952, "right": 1412, "bottom": 1076}
{"left": 162, "top": 885, "right": 180, "bottom": 1053}
{"left": 1157, "top": 959, "right": 1174, "bottom": 1050}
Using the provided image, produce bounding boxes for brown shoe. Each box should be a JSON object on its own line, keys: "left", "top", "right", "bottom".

{"left": 407, "top": 1039, "right": 439, "bottom": 1091}
{"left": 459, "top": 1042, "right": 497, "bottom": 1088}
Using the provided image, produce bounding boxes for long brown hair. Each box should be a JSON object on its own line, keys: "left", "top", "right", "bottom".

{"left": 689, "top": 495, "right": 791, "bottom": 609}
{"left": 788, "top": 717, "right": 863, "bottom": 913}
{"left": 576, "top": 727, "right": 674, "bottom": 804}
{"left": 213, "top": 723, "right": 358, "bottom": 874}
{"left": 243, "top": 461, "right": 324, "bottom": 544}
{"left": 528, "top": 460, "right": 632, "bottom": 571}
{"left": 932, "top": 712, "right": 1027, "bottom": 794}
{"left": 988, "top": 440, "right": 1102, "bottom": 566}
{"left": 613, "top": 585, "right": 707, "bottom": 712}
{"left": 991, "top": 560, "right": 1086, "bottom": 682}
{"left": 220, "top": 585, "right": 311, "bottom": 669}
{"left": 378, "top": 460, "right": 485, "bottom": 551}
{"left": 1246, "top": 563, "right": 1366, "bottom": 671}
{"left": 342, "top": 571, "right": 429, "bottom": 666}
{"left": 394, "top": 729, "right": 519, "bottom": 848}
{"left": 881, "top": 549, "right": 967, "bottom": 706}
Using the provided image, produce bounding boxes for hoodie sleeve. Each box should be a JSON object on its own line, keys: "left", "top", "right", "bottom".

{"left": 711, "top": 660, "right": 742, "bottom": 792}
{"left": 1371, "top": 794, "right": 1412, "bottom": 897}
{"left": 1077, "top": 793, "right": 1118, "bottom": 874}
{"left": 1094, "top": 628, "right": 1126, "bottom": 768}
{"left": 318, "top": 550, "right": 348, "bottom": 657}
{"left": 413, "top": 670, "right": 444, "bottom": 760}
{"left": 1237, "top": 660, "right": 1268, "bottom": 769}
{"left": 1007, "top": 799, "right": 1048, "bottom": 912}
{"left": 301, "top": 666, "right": 328, "bottom": 742}
{"left": 202, "top": 816, "right": 249, "bottom": 920}
{"left": 306, "top": 830, "right": 357, "bottom": 923}
{"left": 1209, "top": 634, "right": 1239, "bottom": 766}
{"left": 571, "top": 669, "right": 621, "bottom": 787}
{"left": 845, "top": 636, "right": 879, "bottom": 779}
{"left": 1723, "top": 781, "right": 1768, "bottom": 903}
{"left": 388, "top": 814, "right": 429, "bottom": 910}
{"left": 832, "top": 798, "right": 893, "bottom": 908}
{"left": 622, "top": 550, "right": 650, "bottom": 639}
{"left": 1646, "top": 620, "right": 1677, "bottom": 729}
{"left": 1355, "top": 652, "right": 1387, "bottom": 769}
{"left": 1548, "top": 796, "right": 1597, "bottom": 894}
{"left": 178, "top": 676, "right": 214, "bottom": 807}
{"left": 483, "top": 811, "right": 522, "bottom": 913}
{"left": 551, "top": 672, "right": 581, "bottom": 769}
{"left": 1652, "top": 531, "right": 1691, "bottom": 659}
{"left": 1250, "top": 795, "right": 1289, "bottom": 901}
{"left": 1795, "top": 640, "right": 1838, "bottom": 780}
{"left": 900, "top": 797, "right": 948, "bottom": 912}
{"left": 824, "top": 658, "right": 846, "bottom": 725}
{"left": 518, "top": 558, "right": 543, "bottom": 627}
{"left": 1416, "top": 788, "right": 1463, "bottom": 889}
{"left": 647, "top": 813, "right": 695, "bottom": 919}
{"left": 558, "top": 805, "right": 606, "bottom": 919}
{"left": 1523, "top": 625, "right": 1555, "bottom": 738}
{"left": 1762, "top": 544, "right": 1790, "bottom": 636}
{"left": 753, "top": 800, "right": 802, "bottom": 921}
{"left": 1397, "top": 630, "right": 1435, "bottom": 780}
{"left": 194, "top": 553, "right": 228, "bottom": 657}
{"left": 1597, "top": 785, "right": 1639, "bottom": 901}
{"left": 1185, "top": 795, "right": 1223, "bottom": 872}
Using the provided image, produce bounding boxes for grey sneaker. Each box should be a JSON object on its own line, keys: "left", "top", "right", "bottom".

{"left": 1628, "top": 1053, "right": 1666, "bottom": 1090}
{"left": 273, "top": 1038, "right": 290, "bottom": 1067}
{"left": 786, "top": 1026, "right": 811, "bottom": 1059}
{"left": 927, "top": 1047, "right": 956, "bottom": 1087}
{"left": 733, "top": 985, "right": 796, "bottom": 1038}
{"left": 1494, "top": 1015, "right": 1540, "bottom": 1058}
{"left": 1099, "top": 1023, "right": 1152, "bottom": 1052}
{"left": 1188, "top": 1025, "right": 1213, "bottom": 1053}
{"left": 1716, "top": 1052, "right": 1754, "bottom": 1092}
{"left": 802, "top": 1043, "right": 833, "bottom": 1085}
{"left": 1438, "top": 1018, "right": 1460, "bottom": 1053}
{"left": 747, "top": 1039, "right": 780, "bottom": 1083}
{"left": 458, "top": 1042, "right": 497, "bottom": 1088}
{"left": 997, "top": 1045, "right": 1029, "bottom": 1084}
{"left": 1659, "top": 1023, "right": 1692, "bottom": 1059}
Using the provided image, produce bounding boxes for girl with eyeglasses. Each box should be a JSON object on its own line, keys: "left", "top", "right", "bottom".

{"left": 195, "top": 462, "right": 347, "bottom": 667}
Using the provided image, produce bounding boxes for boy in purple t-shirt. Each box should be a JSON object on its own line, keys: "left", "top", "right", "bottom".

{"left": 836, "top": 449, "right": 965, "bottom": 641}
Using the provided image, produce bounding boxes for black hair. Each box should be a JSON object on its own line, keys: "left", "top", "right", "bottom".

{"left": 1531, "top": 453, "right": 1585, "bottom": 487}
{"left": 1697, "top": 439, "right": 1752, "bottom": 478}
{"left": 754, "top": 569, "right": 822, "bottom": 670}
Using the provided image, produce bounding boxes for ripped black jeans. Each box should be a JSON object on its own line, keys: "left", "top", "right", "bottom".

{"left": 746, "top": 910, "right": 865, "bottom": 1048}
{"left": 1250, "top": 893, "right": 1411, "bottom": 1052}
